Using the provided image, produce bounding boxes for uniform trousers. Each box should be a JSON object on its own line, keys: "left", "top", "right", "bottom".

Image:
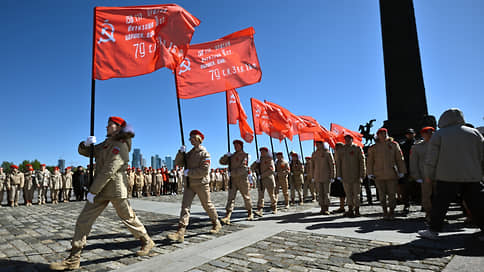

{"left": 225, "top": 176, "right": 252, "bottom": 213}
{"left": 342, "top": 179, "right": 361, "bottom": 208}
{"left": 290, "top": 174, "right": 304, "bottom": 202}
{"left": 317, "top": 181, "right": 330, "bottom": 208}
{"left": 303, "top": 176, "right": 315, "bottom": 199}
{"left": 38, "top": 186, "right": 48, "bottom": 203}
{"left": 421, "top": 180, "right": 436, "bottom": 215}
{"left": 63, "top": 188, "right": 72, "bottom": 201}
{"left": 257, "top": 177, "right": 277, "bottom": 209}
{"left": 71, "top": 198, "right": 147, "bottom": 248}
{"left": 274, "top": 177, "right": 289, "bottom": 203}
{"left": 23, "top": 186, "right": 35, "bottom": 203}
{"left": 374, "top": 179, "right": 398, "bottom": 210}
{"left": 8, "top": 185, "right": 21, "bottom": 203}
{"left": 0, "top": 187, "right": 6, "bottom": 204}
{"left": 179, "top": 182, "right": 218, "bottom": 227}
{"left": 51, "top": 189, "right": 59, "bottom": 202}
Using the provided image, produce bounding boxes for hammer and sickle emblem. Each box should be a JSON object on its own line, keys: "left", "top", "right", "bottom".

{"left": 178, "top": 58, "right": 191, "bottom": 75}
{"left": 229, "top": 94, "right": 236, "bottom": 104}
{"left": 98, "top": 20, "right": 116, "bottom": 44}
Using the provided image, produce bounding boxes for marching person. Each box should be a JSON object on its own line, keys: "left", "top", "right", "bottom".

{"left": 303, "top": 157, "right": 315, "bottom": 202}
{"left": 23, "top": 165, "right": 36, "bottom": 206}
{"left": 311, "top": 141, "right": 336, "bottom": 215}
{"left": 50, "top": 167, "right": 62, "bottom": 204}
{"left": 37, "top": 164, "right": 50, "bottom": 205}
{"left": 410, "top": 126, "right": 435, "bottom": 221}
{"left": 167, "top": 130, "right": 221, "bottom": 243}
{"left": 50, "top": 116, "right": 154, "bottom": 270}
{"left": 289, "top": 152, "right": 304, "bottom": 205}
{"left": 251, "top": 147, "right": 277, "bottom": 216}
{"left": 0, "top": 167, "right": 6, "bottom": 206}
{"left": 336, "top": 134, "right": 366, "bottom": 217}
{"left": 8, "top": 165, "right": 24, "bottom": 207}
{"left": 418, "top": 109, "right": 484, "bottom": 240}
{"left": 367, "top": 128, "right": 407, "bottom": 220}
{"left": 63, "top": 167, "right": 73, "bottom": 202}
{"left": 275, "top": 152, "right": 291, "bottom": 209}
{"left": 219, "top": 139, "right": 253, "bottom": 224}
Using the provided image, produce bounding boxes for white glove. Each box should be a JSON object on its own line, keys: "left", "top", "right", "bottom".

{"left": 416, "top": 179, "right": 423, "bottom": 184}
{"left": 228, "top": 172, "right": 231, "bottom": 177}
{"left": 336, "top": 177, "right": 342, "bottom": 181}
{"left": 330, "top": 178, "right": 335, "bottom": 183}
{"left": 84, "top": 136, "right": 97, "bottom": 146}
{"left": 179, "top": 145, "right": 186, "bottom": 153}
{"left": 226, "top": 152, "right": 232, "bottom": 157}
{"left": 256, "top": 159, "right": 260, "bottom": 163}
{"left": 368, "top": 174, "right": 375, "bottom": 180}
{"left": 183, "top": 169, "right": 189, "bottom": 176}
{"left": 86, "top": 192, "right": 96, "bottom": 203}
{"left": 398, "top": 173, "right": 405, "bottom": 178}
{"left": 311, "top": 178, "right": 315, "bottom": 183}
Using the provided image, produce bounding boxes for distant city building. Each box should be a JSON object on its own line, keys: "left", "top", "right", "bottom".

{"left": 151, "top": 155, "right": 161, "bottom": 169}
{"left": 132, "top": 149, "right": 141, "bottom": 168}
{"left": 165, "top": 156, "right": 173, "bottom": 170}
{"left": 142, "top": 158, "right": 146, "bottom": 168}
{"left": 156, "top": 157, "right": 162, "bottom": 169}
{"left": 58, "top": 159, "right": 65, "bottom": 171}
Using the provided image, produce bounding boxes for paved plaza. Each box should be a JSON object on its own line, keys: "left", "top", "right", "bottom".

{"left": 0, "top": 189, "right": 482, "bottom": 271}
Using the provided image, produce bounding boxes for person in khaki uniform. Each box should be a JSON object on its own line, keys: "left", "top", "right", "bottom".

{"left": 37, "top": 164, "right": 50, "bottom": 205}
{"left": 219, "top": 140, "right": 253, "bottom": 224}
{"left": 367, "top": 128, "right": 407, "bottom": 220}
{"left": 289, "top": 153, "right": 304, "bottom": 205}
{"left": 167, "top": 130, "right": 221, "bottom": 243}
{"left": 127, "top": 167, "right": 135, "bottom": 198}
{"left": 303, "top": 157, "right": 315, "bottom": 202}
{"left": 8, "top": 165, "right": 24, "bottom": 207}
{"left": 275, "top": 152, "right": 291, "bottom": 209}
{"left": 409, "top": 126, "right": 435, "bottom": 221}
{"left": 336, "top": 135, "right": 366, "bottom": 217}
{"left": 50, "top": 167, "right": 62, "bottom": 204}
{"left": 311, "top": 141, "right": 336, "bottom": 215}
{"left": 0, "top": 167, "right": 6, "bottom": 206}
{"left": 251, "top": 147, "right": 277, "bottom": 216}
{"left": 154, "top": 169, "right": 162, "bottom": 196}
{"left": 143, "top": 168, "right": 152, "bottom": 197}
{"left": 50, "top": 116, "right": 154, "bottom": 271}
{"left": 62, "top": 167, "right": 73, "bottom": 202}
{"left": 134, "top": 168, "right": 144, "bottom": 198}
{"left": 23, "top": 165, "right": 36, "bottom": 206}
{"left": 209, "top": 169, "right": 216, "bottom": 192}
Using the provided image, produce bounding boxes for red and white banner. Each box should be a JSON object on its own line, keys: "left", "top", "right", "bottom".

{"left": 227, "top": 89, "right": 254, "bottom": 143}
{"left": 176, "top": 27, "right": 262, "bottom": 99}
{"left": 94, "top": 4, "right": 200, "bottom": 80}
{"left": 251, "top": 98, "right": 291, "bottom": 141}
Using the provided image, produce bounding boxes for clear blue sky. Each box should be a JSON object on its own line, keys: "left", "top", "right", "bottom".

{"left": 2, "top": 0, "right": 483, "bottom": 168}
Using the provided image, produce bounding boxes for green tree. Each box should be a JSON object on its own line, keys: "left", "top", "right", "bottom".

{"left": 19, "top": 160, "right": 30, "bottom": 172}
{"left": 31, "top": 159, "right": 41, "bottom": 170}
{"left": 1, "top": 161, "right": 13, "bottom": 173}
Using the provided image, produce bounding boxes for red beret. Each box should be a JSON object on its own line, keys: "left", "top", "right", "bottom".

{"left": 259, "top": 147, "right": 269, "bottom": 152}
{"left": 276, "top": 152, "right": 283, "bottom": 156}
{"left": 421, "top": 126, "right": 435, "bottom": 134}
{"left": 10, "top": 165, "right": 18, "bottom": 169}
{"left": 291, "top": 153, "right": 298, "bottom": 157}
{"left": 377, "top": 128, "right": 388, "bottom": 134}
{"left": 66, "top": 167, "right": 71, "bottom": 170}
{"left": 41, "top": 164, "right": 46, "bottom": 167}
{"left": 190, "top": 130, "right": 204, "bottom": 140}
{"left": 54, "top": 167, "right": 59, "bottom": 170}
{"left": 28, "top": 167, "right": 34, "bottom": 171}
{"left": 109, "top": 116, "right": 126, "bottom": 127}
{"left": 233, "top": 139, "right": 243, "bottom": 146}
{"left": 305, "top": 157, "right": 311, "bottom": 160}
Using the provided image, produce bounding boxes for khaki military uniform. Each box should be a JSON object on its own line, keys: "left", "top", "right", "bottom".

{"left": 0, "top": 172, "right": 7, "bottom": 205}
{"left": 215, "top": 172, "right": 223, "bottom": 191}
{"left": 73, "top": 132, "right": 149, "bottom": 250}
{"left": 209, "top": 171, "right": 216, "bottom": 192}
{"left": 36, "top": 169, "right": 50, "bottom": 204}
{"left": 154, "top": 172, "right": 162, "bottom": 196}
{"left": 290, "top": 159, "right": 304, "bottom": 203}
{"left": 251, "top": 155, "right": 277, "bottom": 212}
{"left": 337, "top": 144, "right": 366, "bottom": 209}
{"left": 220, "top": 151, "right": 252, "bottom": 215}
{"left": 275, "top": 159, "right": 290, "bottom": 206}
{"left": 8, "top": 170, "right": 24, "bottom": 206}
{"left": 127, "top": 171, "right": 135, "bottom": 198}
{"left": 143, "top": 172, "right": 152, "bottom": 196}
{"left": 367, "top": 138, "right": 407, "bottom": 213}
{"left": 410, "top": 140, "right": 434, "bottom": 216}
{"left": 311, "top": 149, "right": 335, "bottom": 211}
{"left": 50, "top": 172, "right": 62, "bottom": 204}
{"left": 176, "top": 169, "right": 183, "bottom": 194}
{"left": 134, "top": 172, "right": 144, "bottom": 197}
{"left": 174, "top": 145, "right": 219, "bottom": 228}
{"left": 63, "top": 171, "right": 73, "bottom": 202}
{"left": 23, "top": 172, "right": 36, "bottom": 205}
{"left": 303, "top": 159, "right": 315, "bottom": 200}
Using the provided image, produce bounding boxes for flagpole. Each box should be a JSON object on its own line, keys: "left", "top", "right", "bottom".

{"left": 298, "top": 135, "right": 305, "bottom": 164}
{"left": 88, "top": 7, "right": 97, "bottom": 187}
{"left": 269, "top": 135, "right": 275, "bottom": 160}
{"left": 284, "top": 138, "right": 290, "bottom": 158}
{"left": 174, "top": 73, "right": 189, "bottom": 187}
{"left": 250, "top": 98, "right": 259, "bottom": 160}
{"left": 225, "top": 91, "right": 232, "bottom": 190}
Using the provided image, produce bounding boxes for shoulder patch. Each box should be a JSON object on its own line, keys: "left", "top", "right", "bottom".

{"left": 112, "top": 147, "right": 120, "bottom": 155}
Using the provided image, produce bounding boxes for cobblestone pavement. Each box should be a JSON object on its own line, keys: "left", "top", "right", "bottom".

{"left": 191, "top": 229, "right": 482, "bottom": 272}
{"left": 0, "top": 199, "right": 250, "bottom": 272}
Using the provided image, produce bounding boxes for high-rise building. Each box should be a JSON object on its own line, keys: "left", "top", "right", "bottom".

{"left": 156, "top": 157, "right": 162, "bottom": 169}
{"left": 142, "top": 158, "right": 146, "bottom": 168}
{"left": 132, "top": 149, "right": 141, "bottom": 168}
{"left": 151, "top": 155, "right": 161, "bottom": 169}
{"left": 165, "top": 156, "right": 173, "bottom": 170}
{"left": 58, "top": 159, "right": 65, "bottom": 171}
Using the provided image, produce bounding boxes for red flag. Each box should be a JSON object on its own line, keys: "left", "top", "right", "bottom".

{"left": 176, "top": 27, "right": 262, "bottom": 99}
{"left": 330, "top": 123, "right": 364, "bottom": 147}
{"left": 298, "top": 116, "right": 337, "bottom": 148}
{"left": 94, "top": 4, "right": 200, "bottom": 80}
{"left": 264, "top": 101, "right": 306, "bottom": 139}
{"left": 251, "top": 98, "right": 271, "bottom": 136}
{"left": 227, "top": 89, "right": 254, "bottom": 143}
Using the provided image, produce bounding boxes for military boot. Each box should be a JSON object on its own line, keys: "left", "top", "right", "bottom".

{"left": 136, "top": 235, "right": 155, "bottom": 256}
{"left": 354, "top": 207, "right": 361, "bottom": 217}
{"left": 167, "top": 225, "right": 186, "bottom": 243}
{"left": 247, "top": 210, "right": 254, "bottom": 221}
{"left": 284, "top": 200, "right": 289, "bottom": 209}
{"left": 210, "top": 219, "right": 222, "bottom": 234}
{"left": 254, "top": 208, "right": 263, "bottom": 217}
{"left": 220, "top": 212, "right": 232, "bottom": 225}
{"left": 50, "top": 247, "right": 82, "bottom": 270}
{"left": 271, "top": 205, "right": 278, "bottom": 214}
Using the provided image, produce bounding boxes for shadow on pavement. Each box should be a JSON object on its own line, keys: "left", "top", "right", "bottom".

{"left": 351, "top": 233, "right": 484, "bottom": 262}
{"left": 0, "top": 260, "right": 50, "bottom": 272}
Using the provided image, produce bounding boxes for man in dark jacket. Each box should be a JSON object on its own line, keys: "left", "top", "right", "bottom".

{"left": 72, "top": 166, "right": 87, "bottom": 201}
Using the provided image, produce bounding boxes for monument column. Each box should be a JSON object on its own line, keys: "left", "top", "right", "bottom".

{"left": 379, "top": 0, "right": 435, "bottom": 139}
